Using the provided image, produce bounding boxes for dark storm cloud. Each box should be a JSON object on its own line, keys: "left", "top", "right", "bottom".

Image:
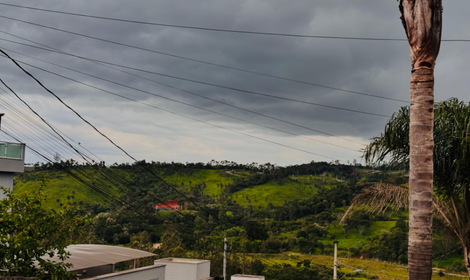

{"left": 0, "top": 0, "right": 468, "bottom": 165}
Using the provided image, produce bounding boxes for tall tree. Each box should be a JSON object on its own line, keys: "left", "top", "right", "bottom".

{"left": 362, "top": 98, "right": 470, "bottom": 276}
{"left": 399, "top": 1, "right": 442, "bottom": 278}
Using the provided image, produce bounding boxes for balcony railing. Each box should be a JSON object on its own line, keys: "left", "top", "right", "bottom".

{"left": 0, "top": 142, "right": 24, "bottom": 159}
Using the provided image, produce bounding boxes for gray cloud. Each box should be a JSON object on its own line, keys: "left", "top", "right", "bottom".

{"left": 0, "top": 0, "right": 466, "bottom": 166}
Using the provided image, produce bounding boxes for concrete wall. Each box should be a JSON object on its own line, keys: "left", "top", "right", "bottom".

{"left": 154, "top": 259, "right": 210, "bottom": 280}
{"left": 0, "top": 172, "right": 14, "bottom": 199}
{"left": 196, "top": 261, "right": 210, "bottom": 280}
{"left": 159, "top": 261, "right": 196, "bottom": 280}
{"left": 84, "top": 264, "right": 166, "bottom": 280}
{"left": 0, "top": 158, "right": 24, "bottom": 173}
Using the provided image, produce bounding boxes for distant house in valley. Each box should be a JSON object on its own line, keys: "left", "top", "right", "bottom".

{"left": 154, "top": 199, "right": 182, "bottom": 211}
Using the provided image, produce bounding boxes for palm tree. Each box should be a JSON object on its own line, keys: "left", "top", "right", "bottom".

{"left": 363, "top": 98, "right": 470, "bottom": 276}
{"left": 398, "top": 1, "right": 443, "bottom": 278}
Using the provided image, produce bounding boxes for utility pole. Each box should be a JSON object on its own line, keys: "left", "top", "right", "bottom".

{"left": 333, "top": 241, "right": 338, "bottom": 280}
{"left": 223, "top": 237, "right": 227, "bottom": 280}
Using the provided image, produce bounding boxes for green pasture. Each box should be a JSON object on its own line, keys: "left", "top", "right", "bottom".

{"left": 161, "top": 169, "right": 237, "bottom": 196}
{"left": 232, "top": 180, "right": 318, "bottom": 208}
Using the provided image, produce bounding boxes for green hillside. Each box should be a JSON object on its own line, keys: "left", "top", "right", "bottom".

{"left": 13, "top": 167, "right": 241, "bottom": 208}
{"left": 13, "top": 169, "right": 121, "bottom": 209}
{"left": 232, "top": 175, "right": 347, "bottom": 208}
{"left": 158, "top": 169, "right": 237, "bottom": 196}
{"left": 233, "top": 180, "right": 317, "bottom": 207}
{"left": 325, "top": 221, "right": 397, "bottom": 249}
{"left": 12, "top": 165, "right": 393, "bottom": 210}
{"left": 10, "top": 161, "right": 464, "bottom": 277}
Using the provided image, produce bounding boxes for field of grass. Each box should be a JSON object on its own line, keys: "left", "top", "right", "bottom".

{"left": 291, "top": 175, "right": 339, "bottom": 185}
{"left": 14, "top": 169, "right": 121, "bottom": 209}
{"left": 232, "top": 180, "right": 318, "bottom": 208}
{"left": 161, "top": 169, "right": 237, "bottom": 196}
{"left": 323, "top": 221, "right": 397, "bottom": 250}
{"left": 259, "top": 253, "right": 466, "bottom": 280}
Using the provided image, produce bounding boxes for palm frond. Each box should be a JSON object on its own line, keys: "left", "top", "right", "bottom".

{"left": 341, "top": 183, "right": 467, "bottom": 245}
{"left": 341, "top": 183, "right": 408, "bottom": 224}
{"left": 432, "top": 196, "right": 466, "bottom": 244}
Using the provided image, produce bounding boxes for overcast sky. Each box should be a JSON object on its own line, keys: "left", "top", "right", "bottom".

{"left": 0, "top": 0, "right": 468, "bottom": 167}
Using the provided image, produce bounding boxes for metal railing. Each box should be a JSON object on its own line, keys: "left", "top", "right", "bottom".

{"left": 0, "top": 142, "right": 24, "bottom": 159}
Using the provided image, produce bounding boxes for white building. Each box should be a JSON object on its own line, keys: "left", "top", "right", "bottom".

{"left": 85, "top": 265, "right": 166, "bottom": 280}
{"left": 154, "top": 258, "right": 211, "bottom": 280}
{"left": 43, "top": 244, "right": 164, "bottom": 280}
{"left": 0, "top": 140, "right": 25, "bottom": 199}
{"left": 231, "top": 275, "right": 265, "bottom": 280}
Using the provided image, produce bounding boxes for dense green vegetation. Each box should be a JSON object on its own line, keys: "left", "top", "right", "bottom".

{"left": 12, "top": 160, "right": 464, "bottom": 279}
{"left": 1, "top": 177, "right": 87, "bottom": 279}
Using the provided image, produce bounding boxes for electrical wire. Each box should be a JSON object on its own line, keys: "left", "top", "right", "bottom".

{"left": 0, "top": 34, "right": 368, "bottom": 145}
{"left": 0, "top": 76, "right": 187, "bottom": 217}
{"left": 0, "top": 52, "right": 340, "bottom": 160}
{"left": 0, "top": 43, "right": 389, "bottom": 118}
{"left": 0, "top": 18, "right": 409, "bottom": 103}
{"left": 0, "top": 47, "right": 363, "bottom": 152}
{"left": 1, "top": 2, "right": 468, "bottom": 42}
{"left": 0, "top": 49, "right": 212, "bottom": 214}
{"left": 1, "top": 121, "right": 186, "bottom": 221}
{"left": 0, "top": 84, "right": 103, "bottom": 161}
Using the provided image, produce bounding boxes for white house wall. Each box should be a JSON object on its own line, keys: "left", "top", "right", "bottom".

{"left": 196, "top": 261, "right": 210, "bottom": 280}
{"left": 85, "top": 265, "right": 165, "bottom": 280}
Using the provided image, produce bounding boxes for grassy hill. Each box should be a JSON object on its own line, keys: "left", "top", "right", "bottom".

{"left": 13, "top": 167, "right": 241, "bottom": 208}
{"left": 324, "top": 221, "right": 397, "bottom": 250}
{"left": 232, "top": 175, "right": 347, "bottom": 208}
{"left": 13, "top": 167, "right": 354, "bottom": 209}
{"left": 13, "top": 168, "right": 122, "bottom": 209}
{"left": 232, "top": 180, "right": 317, "bottom": 207}
{"left": 260, "top": 253, "right": 465, "bottom": 280}
{"left": 158, "top": 169, "right": 237, "bottom": 196}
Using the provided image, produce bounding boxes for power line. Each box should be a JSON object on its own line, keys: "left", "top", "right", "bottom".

{"left": 0, "top": 79, "right": 201, "bottom": 222}
{"left": 1, "top": 47, "right": 362, "bottom": 230}
{"left": 0, "top": 78, "right": 148, "bottom": 199}
{"left": 2, "top": 127, "right": 183, "bottom": 226}
{"left": 0, "top": 32, "right": 389, "bottom": 118}
{"left": 0, "top": 127, "right": 118, "bottom": 202}
{"left": 0, "top": 52, "right": 341, "bottom": 160}
{"left": 0, "top": 48, "right": 212, "bottom": 214}
{"left": 1, "top": 47, "right": 362, "bottom": 151}
{"left": 1, "top": 113, "right": 187, "bottom": 221}
{"left": 0, "top": 36, "right": 371, "bottom": 146}
{"left": 0, "top": 90, "right": 98, "bottom": 162}
{"left": 0, "top": 77, "right": 96, "bottom": 167}
{"left": 0, "top": 18, "right": 408, "bottom": 104}
{"left": 1, "top": 2, "right": 469, "bottom": 42}
{"left": 1, "top": 82, "right": 102, "bottom": 161}
{"left": 0, "top": 35, "right": 367, "bottom": 146}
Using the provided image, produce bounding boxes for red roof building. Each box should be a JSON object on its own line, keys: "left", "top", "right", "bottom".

{"left": 154, "top": 199, "right": 181, "bottom": 211}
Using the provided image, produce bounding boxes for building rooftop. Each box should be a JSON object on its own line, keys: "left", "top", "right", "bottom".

{"left": 42, "top": 244, "right": 155, "bottom": 271}
{"left": 232, "top": 275, "right": 265, "bottom": 278}
{"left": 155, "top": 258, "right": 210, "bottom": 264}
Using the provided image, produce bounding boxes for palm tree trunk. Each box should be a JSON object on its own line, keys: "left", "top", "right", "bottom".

{"left": 399, "top": 1, "right": 442, "bottom": 278}
{"left": 408, "top": 67, "right": 434, "bottom": 279}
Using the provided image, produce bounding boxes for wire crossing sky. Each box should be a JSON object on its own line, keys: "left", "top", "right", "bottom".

{"left": 0, "top": 0, "right": 468, "bottom": 166}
